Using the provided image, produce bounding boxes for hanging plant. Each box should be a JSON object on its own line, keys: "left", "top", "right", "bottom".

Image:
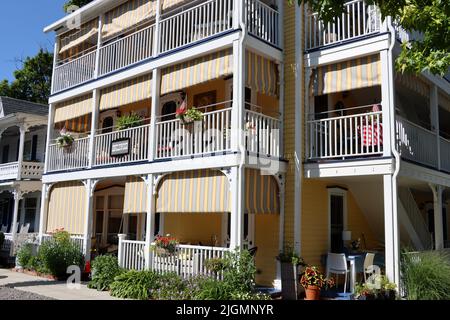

{"left": 116, "top": 113, "right": 144, "bottom": 131}
{"left": 56, "top": 129, "right": 75, "bottom": 149}
{"left": 176, "top": 101, "right": 204, "bottom": 125}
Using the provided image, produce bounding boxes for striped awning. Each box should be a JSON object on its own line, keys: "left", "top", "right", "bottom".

{"left": 55, "top": 114, "right": 92, "bottom": 134}
{"left": 395, "top": 72, "right": 430, "bottom": 98}
{"left": 47, "top": 182, "right": 86, "bottom": 235}
{"left": 102, "top": 0, "right": 157, "bottom": 40}
{"left": 311, "top": 54, "right": 381, "bottom": 96}
{"left": 162, "top": 0, "right": 190, "bottom": 12}
{"left": 124, "top": 176, "right": 148, "bottom": 213}
{"left": 156, "top": 169, "right": 280, "bottom": 214}
{"left": 99, "top": 74, "right": 152, "bottom": 111}
{"left": 54, "top": 94, "right": 93, "bottom": 123}
{"left": 59, "top": 18, "right": 98, "bottom": 54}
{"left": 161, "top": 49, "right": 233, "bottom": 95}
{"left": 246, "top": 51, "right": 279, "bottom": 97}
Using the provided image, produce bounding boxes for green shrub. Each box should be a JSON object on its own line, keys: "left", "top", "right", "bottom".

{"left": 116, "top": 113, "right": 143, "bottom": 130}
{"left": 150, "top": 272, "right": 186, "bottom": 300}
{"left": 222, "top": 249, "right": 257, "bottom": 293}
{"left": 88, "top": 255, "right": 123, "bottom": 291}
{"left": 17, "top": 244, "right": 34, "bottom": 268}
{"left": 38, "top": 231, "right": 84, "bottom": 279}
{"left": 110, "top": 270, "right": 159, "bottom": 300}
{"left": 401, "top": 250, "right": 450, "bottom": 300}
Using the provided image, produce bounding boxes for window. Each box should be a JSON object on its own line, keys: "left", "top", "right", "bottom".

{"left": 23, "top": 140, "right": 32, "bottom": 161}
{"left": 24, "top": 198, "right": 37, "bottom": 232}
{"left": 328, "top": 187, "right": 347, "bottom": 253}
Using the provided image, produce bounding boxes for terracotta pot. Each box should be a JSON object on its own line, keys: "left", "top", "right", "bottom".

{"left": 305, "top": 285, "right": 321, "bottom": 300}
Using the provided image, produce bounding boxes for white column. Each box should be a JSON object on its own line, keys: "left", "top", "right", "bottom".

{"left": 50, "top": 41, "right": 59, "bottom": 94}
{"left": 88, "top": 90, "right": 99, "bottom": 168}
{"left": 11, "top": 189, "right": 22, "bottom": 236}
{"left": 82, "top": 179, "right": 95, "bottom": 261}
{"left": 430, "top": 85, "right": 441, "bottom": 170}
{"left": 117, "top": 233, "right": 127, "bottom": 268}
{"left": 19, "top": 195, "right": 26, "bottom": 227}
{"left": 38, "top": 184, "right": 50, "bottom": 243}
{"left": 231, "top": 37, "right": 245, "bottom": 151}
{"left": 233, "top": 0, "right": 242, "bottom": 30}
{"left": 430, "top": 184, "right": 444, "bottom": 250}
{"left": 94, "top": 14, "right": 104, "bottom": 78}
{"left": 153, "top": 0, "right": 161, "bottom": 56}
{"left": 149, "top": 69, "right": 161, "bottom": 161}
{"left": 44, "top": 104, "right": 55, "bottom": 173}
{"left": 230, "top": 166, "right": 245, "bottom": 249}
{"left": 17, "top": 125, "right": 27, "bottom": 179}
{"left": 383, "top": 174, "right": 400, "bottom": 287}
{"left": 145, "top": 174, "right": 156, "bottom": 269}
{"left": 380, "top": 49, "right": 393, "bottom": 157}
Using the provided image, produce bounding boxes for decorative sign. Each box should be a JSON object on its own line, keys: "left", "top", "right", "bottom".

{"left": 110, "top": 138, "right": 130, "bottom": 157}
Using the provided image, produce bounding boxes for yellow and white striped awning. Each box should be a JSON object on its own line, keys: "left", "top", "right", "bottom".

{"left": 54, "top": 94, "right": 93, "bottom": 123}
{"left": 395, "top": 72, "right": 430, "bottom": 98}
{"left": 311, "top": 54, "right": 381, "bottom": 96}
{"left": 59, "top": 18, "right": 98, "bottom": 54}
{"left": 99, "top": 74, "right": 152, "bottom": 111}
{"left": 161, "top": 49, "right": 233, "bottom": 95}
{"left": 55, "top": 114, "right": 92, "bottom": 134}
{"left": 102, "top": 0, "right": 157, "bottom": 40}
{"left": 162, "top": 0, "right": 190, "bottom": 12}
{"left": 123, "top": 176, "right": 148, "bottom": 213}
{"left": 47, "top": 182, "right": 86, "bottom": 235}
{"left": 156, "top": 169, "right": 280, "bottom": 214}
{"left": 246, "top": 51, "right": 279, "bottom": 97}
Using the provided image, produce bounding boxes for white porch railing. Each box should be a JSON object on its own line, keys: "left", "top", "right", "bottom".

{"left": 396, "top": 117, "right": 438, "bottom": 169}
{"left": 0, "top": 162, "right": 20, "bottom": 180}
{"left": 98, "top": 24, "right": 155, "bottom": 76}
{"left": 47, "top": 137, "right": 90, "bottom": 172}
{"left": 0, "top": 161, "right": 44, "bottom": 180}
{"left": 245, "top": 109, "right": 281, "bottom": 157}
{"left": 155, "top": 107, "right": 232, "bottom": 159}
{"left": 440, "top": 136, "right": 450, "bottom": 173}
{"left": 118, "top": 239, "right": 147, "bottom": 271}
{"left": 159, "top": 0, "right": 234, "bottom": 54}
{"left": 245, "top": 0, "right": 280, "bottom": 47}
{"left": 305, "top": 0, "right": 381, "bottom": 50}
{"left": 94, "top": 124, "right": 150, "bottom": 167}
{"left": 307, "top": 110, "right": 383, "bottom": 160}
{"left": 52, "top": 50, "right": 96, "bottom": 92}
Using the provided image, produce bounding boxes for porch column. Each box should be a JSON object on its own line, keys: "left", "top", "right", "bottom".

{"left": 145, "top": 174, "right": 156, "bottom": 270}
{"left": 148, "top": 68, "right": 161, "bottom": 161}
{"left": 82, "top": 179, "right": 95, "bottom": 261}
{"left": 93, "top": 15, "right": 103, "bottom": 78}
{"left": 380, "top": 49, "right": 393, "bottom": 157}
{"left": 230, "top": 166, "right": 245, "bottom": 249}
{"left": 430, "top": 184, "right": 444, "bottom": 250}
{"left": 231, "top": 37, "right": 245, "bottom": 151}
{"left": 88, "top": 89, "right": 99, "bottom": 168}
{"left": 17, "top": 125, "right": 27, "bottom": 179}
{"left": 430, "top": 85, "right": 441, "bottom": 170}
{"left": 11, "top": 189, "right": 23, "bottom": 237}
{"left": 44, "top": 104, "right": 55, "bottom": 174}
{"left": 383, "top": 174, "right": 400, "bottom": 287}
{"left": 38, "top": 184, "right": 50, "bottom": 243}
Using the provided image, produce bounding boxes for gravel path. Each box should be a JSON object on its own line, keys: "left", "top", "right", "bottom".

{"left": 0, "top": 286, "right": 55, "bottom": 300}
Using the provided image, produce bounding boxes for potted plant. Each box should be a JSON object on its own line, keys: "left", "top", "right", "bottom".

{"left": 176, "top": 106, "right": 204, "bottom": 125}
{"left": 152, "top": 234, "right": 179, "bottom": 257}
{"left": 300, "top": 266, "right": 335, "bottom": 300}
{"left": 116, "top": 113, "right": 143, "bottom": 131}
{"left": 56, "top": 129, "right": 75, "bottom": 151}
{"left": 354, "top": 275, "right": 397, "bottom": 300}
{"left": 276, "top": 246, "right": 305, "bottom": 300}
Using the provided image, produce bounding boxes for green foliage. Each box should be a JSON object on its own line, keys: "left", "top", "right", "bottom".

{"left": 110, "top": 270, "right": 160, "bottom": 300}
{"left": 290, "top": 0, "right": 450, "bottom": 76}
{"left": 150, "top": 273, "right": 186, "bottom": 300}
{"left": 38, "top": 231, "right": 84, "bottom": 279}
{"left": 354, "top": 275, "right": 397, "bottom": 300}
{"left": 116, "top": 113, "right": 144, "bottom": 131}
{"left": 88, "top": 255, "right": 123, "bottom": 291}
{"left": 222, "top": 249, "right": 257, "bottom": 293}
{"left": 277, "top": 246, "right": 305, "bottom": 266}
{"left": 401, "top": 250, "right": 450, "bottom": 300}
{"left": 17, "top": 244, "right": 34, "bottom": 268}
{"left": 63, "top": 0, "right": 94, "bottom": 12}
{"left": 204, "top": 258, "right": 226, "bottom": 274}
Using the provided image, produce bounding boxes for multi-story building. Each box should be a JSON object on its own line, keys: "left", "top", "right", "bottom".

{"left": 41, "top": 0, "right": 450, "bottom": 290}
{"left": 0, "top": 97, "right": 47, "bottom": 258}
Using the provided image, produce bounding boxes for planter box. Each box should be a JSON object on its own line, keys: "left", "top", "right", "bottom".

{"left": 280, "top": 262, "right": 298, "bottom": 300}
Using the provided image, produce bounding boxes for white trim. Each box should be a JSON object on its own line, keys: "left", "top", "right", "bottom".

{"left": 327, "top": 187, "right": 348, "bottom": 252}
{"left": 304, "top": 158, "right": 394, "bottom": 178}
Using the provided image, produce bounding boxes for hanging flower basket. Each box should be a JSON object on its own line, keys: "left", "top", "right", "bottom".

{"left": 176, "top": 104, "right": 204, "bottom": 125}
{"left": 152, "top": 234, "right": 179, "bottom": 257}
{"left": 56, "top": 129, "right": 75, "bottom": 152}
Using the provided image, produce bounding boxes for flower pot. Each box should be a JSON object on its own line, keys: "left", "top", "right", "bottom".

{"left": 305, "top": 285, "right": 321, "bottom": 300}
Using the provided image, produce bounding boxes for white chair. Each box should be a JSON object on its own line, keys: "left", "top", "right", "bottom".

{"left": 326, "top": 253, "right": 350, "bottom": 293}
{"left": 19, "top": 223, "right": 30, "bottom": 234}
{"left": 363, "top": 253, "right": 376, "bottom": 282}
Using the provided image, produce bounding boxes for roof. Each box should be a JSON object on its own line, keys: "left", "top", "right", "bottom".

{"left": 0, "top": 96, "right": 48, "bottom": 118}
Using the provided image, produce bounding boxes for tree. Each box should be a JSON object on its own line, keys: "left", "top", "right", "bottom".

{"left": 292, "top": 0, "right": 450, "bottom": 76}
{"left": 63, "top": 0, "right": 94, "bottom": 13}
{"left": 0, "top": 49, "right": 53, "bottom": 104}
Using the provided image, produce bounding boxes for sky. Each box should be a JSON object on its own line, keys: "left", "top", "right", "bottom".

{"left": 0, "top": 0, "right": 67, "bottom": 81}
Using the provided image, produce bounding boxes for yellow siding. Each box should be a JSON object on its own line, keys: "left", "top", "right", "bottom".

{"left": 163, "top": 213, "right": 223, "bottom": 245}
{"left": 254, "top": 214, "right": 279, "bottom": 286}
{"left": 185, "top": 79, "right": 227, "bottom": 109}
{"left": 257, "top": 93, "right": 279, "bottom": 117}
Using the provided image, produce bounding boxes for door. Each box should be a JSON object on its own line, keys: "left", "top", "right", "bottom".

{"left": 2, "top": 145, "right": 9, "bottom": 164}
{"left": 102, "top": 116, "right": 114, "bottom": 134}
{"left": 330, "top": 193, "right": 345, "bottom": 253}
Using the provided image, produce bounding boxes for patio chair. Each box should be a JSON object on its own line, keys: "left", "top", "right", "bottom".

{"left": 363, "top": 253, "right": 376, "bottom": 282}
{"left": 326, "top": 253, "right": 350, "bottom": 293}
{"left": 19, "top": 223, "right": 30, "bottom": 234}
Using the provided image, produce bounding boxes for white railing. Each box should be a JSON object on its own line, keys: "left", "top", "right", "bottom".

{"left": 245, "top": 0, "right": 280, "bottom": 47}
{"left": 155, "top": 108, "right": 232, "bottom": 159}
{"left": 396, "top": 117, "right": 438, "bottom": 169}
{"left": 245, "top": 110, "right": 281, "bottom": 157}
{"left": 398, "top": 188, "right": 433, "bottom": 250}
{"left": 152, "top": 244, "right": 229, "bottom": 279}
{"left": 305, "top": 0, "right": 381, "bottom": 50}
{"left": 0, "top": 162, "right": 20, "bottom": 180}
{"left": 99, "top": 24, "right": 155, "bottom": 76}
{"left": 119, "top": 239, "right": 146, "bottom": 271}
{"left": 21, "top": 162, "right": 44, "bottom": 179}
{"left": 52, "top": 51, "right": 96, "bottom": 93}
{"left": 46, "top": 137, "right": 90, "bottom": 172}
{"left": 307, "top": 110, "right": 383, "bottom": 160}
{"left": 440, "top": 136, "right": 450, "bottom": 173}
{"left": 94, "top": 124, "right": 150, "bottom": 167}
{"left": 159, "top": 0, "right": 233, "bottom": 54}
{"left": 41, "top": 234, "right": 85, "bottom": 253}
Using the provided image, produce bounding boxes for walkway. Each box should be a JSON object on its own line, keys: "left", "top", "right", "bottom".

{"left": 0, "top": 268, "right": 120, "bottom": 300}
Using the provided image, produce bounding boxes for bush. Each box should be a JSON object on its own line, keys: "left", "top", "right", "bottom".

{"left": 110, "top": 270, "right": 160, "bottom": 300}
{"left": 150, "top": 272, "right": 186, "bottom": 300}
{"left": 88, "top": 255, "right": 123, "bottom": 291}
{"left": 401, "top": 250, "right": 450, "bottom": 300}
{"left": 38, "top": 231, "right": 84, "bottom": 279}
{"left": 222, "top": 249, "right": 257, "bottom": 293}
{"left": 17, "top": 244, "right": 34, "bottom": 268}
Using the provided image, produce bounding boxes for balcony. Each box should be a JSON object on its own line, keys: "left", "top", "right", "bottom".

{"left": 0, "top": 162, "right": 44, "bottom": 181}
{"left": 51, "top": 0, "right": 280, "bottom": 94}
{"left": 304, "top": 0, "right": 382, "bottom": 51}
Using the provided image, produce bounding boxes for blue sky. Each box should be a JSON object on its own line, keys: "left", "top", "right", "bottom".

{"left": 0, "top": 0, "right": 67, "bottom": 81}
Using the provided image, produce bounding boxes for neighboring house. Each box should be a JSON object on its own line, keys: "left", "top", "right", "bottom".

{"left": 0, "top": 97, "right": 47, "bottom": 257}
{"left": 40, "top": 0, "right": 450, "bottom": 290}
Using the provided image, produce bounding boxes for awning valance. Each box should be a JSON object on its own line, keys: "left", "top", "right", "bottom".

{"left": 161, "top": 49, "right": 233, "bottom": 95}
{"left": 395, "top": 72, "right": 429, "bottom": 97}
{"left": 311, "top": 54, "right": 381, "bottom": 96}
{"left": 102, "top": 0, "right": 157, "bottom": 40}
{"left": 99, "top": 74, "right": 152, "bottom": 111}
{"left": 47, "top": 182, "right": 86, "bottom": 235}
{"left": 162, "top": 0, "right": 190, "bottom": 12}
{"left": 246, "top": 51, "right": 279, "bottom": 97}
{"left": 54, "top": 94, "right": 93, "bottom": 123}
{"left": 59, "top": 19, "right": 98, "bottom": 54}
{"left": 55, "top": 114, "right": 92, "bottom": 133}
{"left": 124, "top": 176, "right": 147, "bottom": 213}
{"left": 245, "top": 169, "right": 280, "bottom": 214}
